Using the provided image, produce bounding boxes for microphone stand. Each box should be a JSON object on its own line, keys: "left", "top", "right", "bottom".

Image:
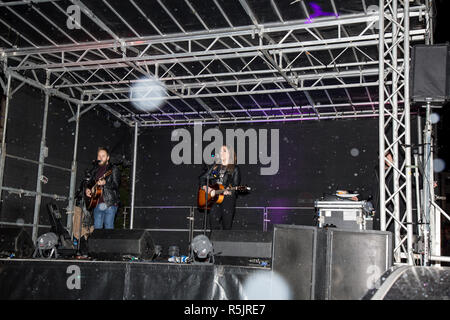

{"left": 204, "top": 173, "right": 209, "bottom": 236}
{"left": 203, "top": 165, "right": 216, "bottom": 236}
{"left": 74, "top": 162, "right": 97, "bottom": 256}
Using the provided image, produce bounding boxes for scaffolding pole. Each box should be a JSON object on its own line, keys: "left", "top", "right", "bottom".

{"left": 67, "top": 100, "right": 82, "bottom": 233}
{"left": 31, "top": 72, "right": 50, "bottom": 242}
{"left": 130, "top": 122, "right": 138, "bottom": 229}
{"left": 0, "top": 73, "right": 11, "bottom": 196}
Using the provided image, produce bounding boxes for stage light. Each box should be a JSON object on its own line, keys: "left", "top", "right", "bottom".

{"left": 33, "top": 232, "right": 59, "bottom": 259}
{"left": 129, "top": 76, "right": 167, "bottom": 113}
{"left": 190, "top": 234, "right": 213, "bottom": 263}
{"left": 366, "top": 5, "right": 380, "bottom": 30}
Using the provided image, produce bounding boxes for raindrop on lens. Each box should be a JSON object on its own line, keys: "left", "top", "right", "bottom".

{"left": 433, "top": 158, "right": 446, "bottom": 173}
{"left": 350, "top": 148, "right": 360, "bottom": 157}
{"left": 430, "top": 113, "right": 440, "bottom": 124}
{"left": 243, "top": 271, "right": 292, "bottom": 300}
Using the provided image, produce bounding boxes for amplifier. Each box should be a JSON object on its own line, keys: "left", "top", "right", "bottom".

{"left": 315, "top": 200, "right": 374, "bottom": 230}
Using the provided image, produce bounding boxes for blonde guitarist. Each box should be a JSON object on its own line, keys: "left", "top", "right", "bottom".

{"left": 199, "top": 145, "right": 241, "bottom": 230}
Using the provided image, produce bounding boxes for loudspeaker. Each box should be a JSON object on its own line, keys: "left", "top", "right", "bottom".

{"left": 323, "top": 228, "right": 392, "bottom": 300}
{"left": 411, "top": 44, "right": 450, "bottom": 103}
{"left": 272, "top": 225, "right": 392, "bottom": 300}
{"left": 0, "top": 227, "right": 34, "bottom": 258}
{"left": 272, "top": 225, "right": 327, "bottom": 300}
{"left": 210, "top": 230, "right": 272, "bottom": 258}
{"left": 88, "top": 229, "right": 155, "bottom": 260}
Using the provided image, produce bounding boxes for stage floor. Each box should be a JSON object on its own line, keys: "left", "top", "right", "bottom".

{"left": 0, "top": 258, "right": 269, "bottom": 300}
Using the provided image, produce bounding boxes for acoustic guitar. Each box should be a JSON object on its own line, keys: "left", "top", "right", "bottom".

{"left": 197, "top": 183, "right": 251, "bottom": 210}
{"left": 86, "top": 169, "right": 112, "bottom": 210}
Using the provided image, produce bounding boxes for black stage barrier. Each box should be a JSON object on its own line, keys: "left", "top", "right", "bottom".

{"left": 363, "top": 266, "right": 450, "bottom": 300}
{"left": 0, "top": 259, "right": 269, "bottom": 300}
{"left": 0, "top": 225, "right": 399, "bottom": 300}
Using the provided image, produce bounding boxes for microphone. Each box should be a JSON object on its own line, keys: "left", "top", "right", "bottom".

{"left": 92, "top": 159, "right": 101, "bottom": 165}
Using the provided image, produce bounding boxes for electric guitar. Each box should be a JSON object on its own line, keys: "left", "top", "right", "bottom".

{"left": 197, "top": 183, "right": 251, "bottom": 210}
{"left": 86, "top": 170, "right": 112, "bottom": 210}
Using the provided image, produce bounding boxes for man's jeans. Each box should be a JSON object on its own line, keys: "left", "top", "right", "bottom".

{"left": 93, "top": 202, "right": 118, "bottom": 229}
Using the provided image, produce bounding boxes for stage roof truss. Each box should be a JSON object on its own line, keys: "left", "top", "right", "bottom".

{"left": 0, "top": 0, "right": 430, "bottom": 127}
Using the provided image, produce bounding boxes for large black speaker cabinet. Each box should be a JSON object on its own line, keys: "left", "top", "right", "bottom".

{"left": 88, "top": 229, "right": 155, "bottom": 260}
{"left": 272, "top": 225, "right": 327, "bottom": 300}
{"left": 0, "top": 227, "right": 34, "bottom": 258}
{"left": 324, "top": 228, "right": 392, "bottom": 300}
{"left": 272, "top": 225, "right": 392, "bottom": 300}
{"left": 210, "top": 230, "right": 273, "bottom": 258}
{"left": 411, "top": 44, "right": 450, "bottom": 103}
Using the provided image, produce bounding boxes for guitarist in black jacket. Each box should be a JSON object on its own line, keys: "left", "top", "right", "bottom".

{"left": 85, "top": 147, "right": 121, "bottom": 229}
{"left": 199, "top": 145, "right": 241, "bottom": 230}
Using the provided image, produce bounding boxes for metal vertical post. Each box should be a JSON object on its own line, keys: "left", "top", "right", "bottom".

{"left": 391, "top": 0, "right": 401, "bottom": 262}
{"left": 431, "top": 147, "right": 440, "bottom": 267}
{"left": 0, "top": 74, "right": 12, "bottom": 197}
{"left": 67, "top": 101, "right": 82, "bottom": 232}
{"left": 32, "top": 72, "right": 50, "bottom": 242}
{"left": 379, "top": 0, "right": 415, "bottom": 264}
{"left": 424, "top": 103, "right": 440, "bottom": 265}
{"left": 417, "top": 115, "right": 423, "bottom": 164}
{"left": 378, "top": 0, "right": 386, "bottom": 232}
{"left": 130, "top": 122, "right": 138, "bottom": 229}
{"left": 423, "top": 101, "right": 432, "bottom": 263}
{"left": 403, "top": 0, "right": 414, "bottom": 265}
{"left": 413, "top": 154, "right": 422, "bottom": 236}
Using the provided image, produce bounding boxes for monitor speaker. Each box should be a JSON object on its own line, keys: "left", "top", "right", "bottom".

{"left": 88, "top": 229, "right": 155, "bottom": 260}
{"left": 210, "top": 230, "right": 272, "bottom": 258}
{"left": 410, "top": 44, "right": 450, "bottom": 103}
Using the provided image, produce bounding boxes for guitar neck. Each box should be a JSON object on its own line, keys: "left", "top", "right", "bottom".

{"left": 215, "top": 186, "right": 239, "bottom": 194}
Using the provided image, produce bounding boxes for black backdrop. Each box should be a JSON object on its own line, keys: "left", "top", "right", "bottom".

{"left": 133, "top": 118, "right": 383, "bottom": 231}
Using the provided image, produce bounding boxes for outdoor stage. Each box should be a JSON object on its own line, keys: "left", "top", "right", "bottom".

{"left": 1, "top": 0, "right": 449, "bottom": 302}
{"left": 0, "top": 258, "right": 268, "bottom": 300}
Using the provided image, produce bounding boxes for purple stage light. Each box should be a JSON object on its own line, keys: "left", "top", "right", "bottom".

{"left": 305, "top": 2, "right": 339, "bottom": 24}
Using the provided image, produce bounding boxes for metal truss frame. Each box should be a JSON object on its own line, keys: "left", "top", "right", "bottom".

{"left": 1, "top": 0, "right": 445, "bottom": 266}
{"left": 0, "top": 0, "right": 428, "bottom": 126}
{"left": 378, "top": 0, "right": 449, "bottom": 266}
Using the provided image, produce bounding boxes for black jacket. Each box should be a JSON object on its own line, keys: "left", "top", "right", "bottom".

{"left": 199, "top": 164, "right": 241, "bottom": 191}
{"left": 87, "top": 163, "right": 121, "bottom": 207}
